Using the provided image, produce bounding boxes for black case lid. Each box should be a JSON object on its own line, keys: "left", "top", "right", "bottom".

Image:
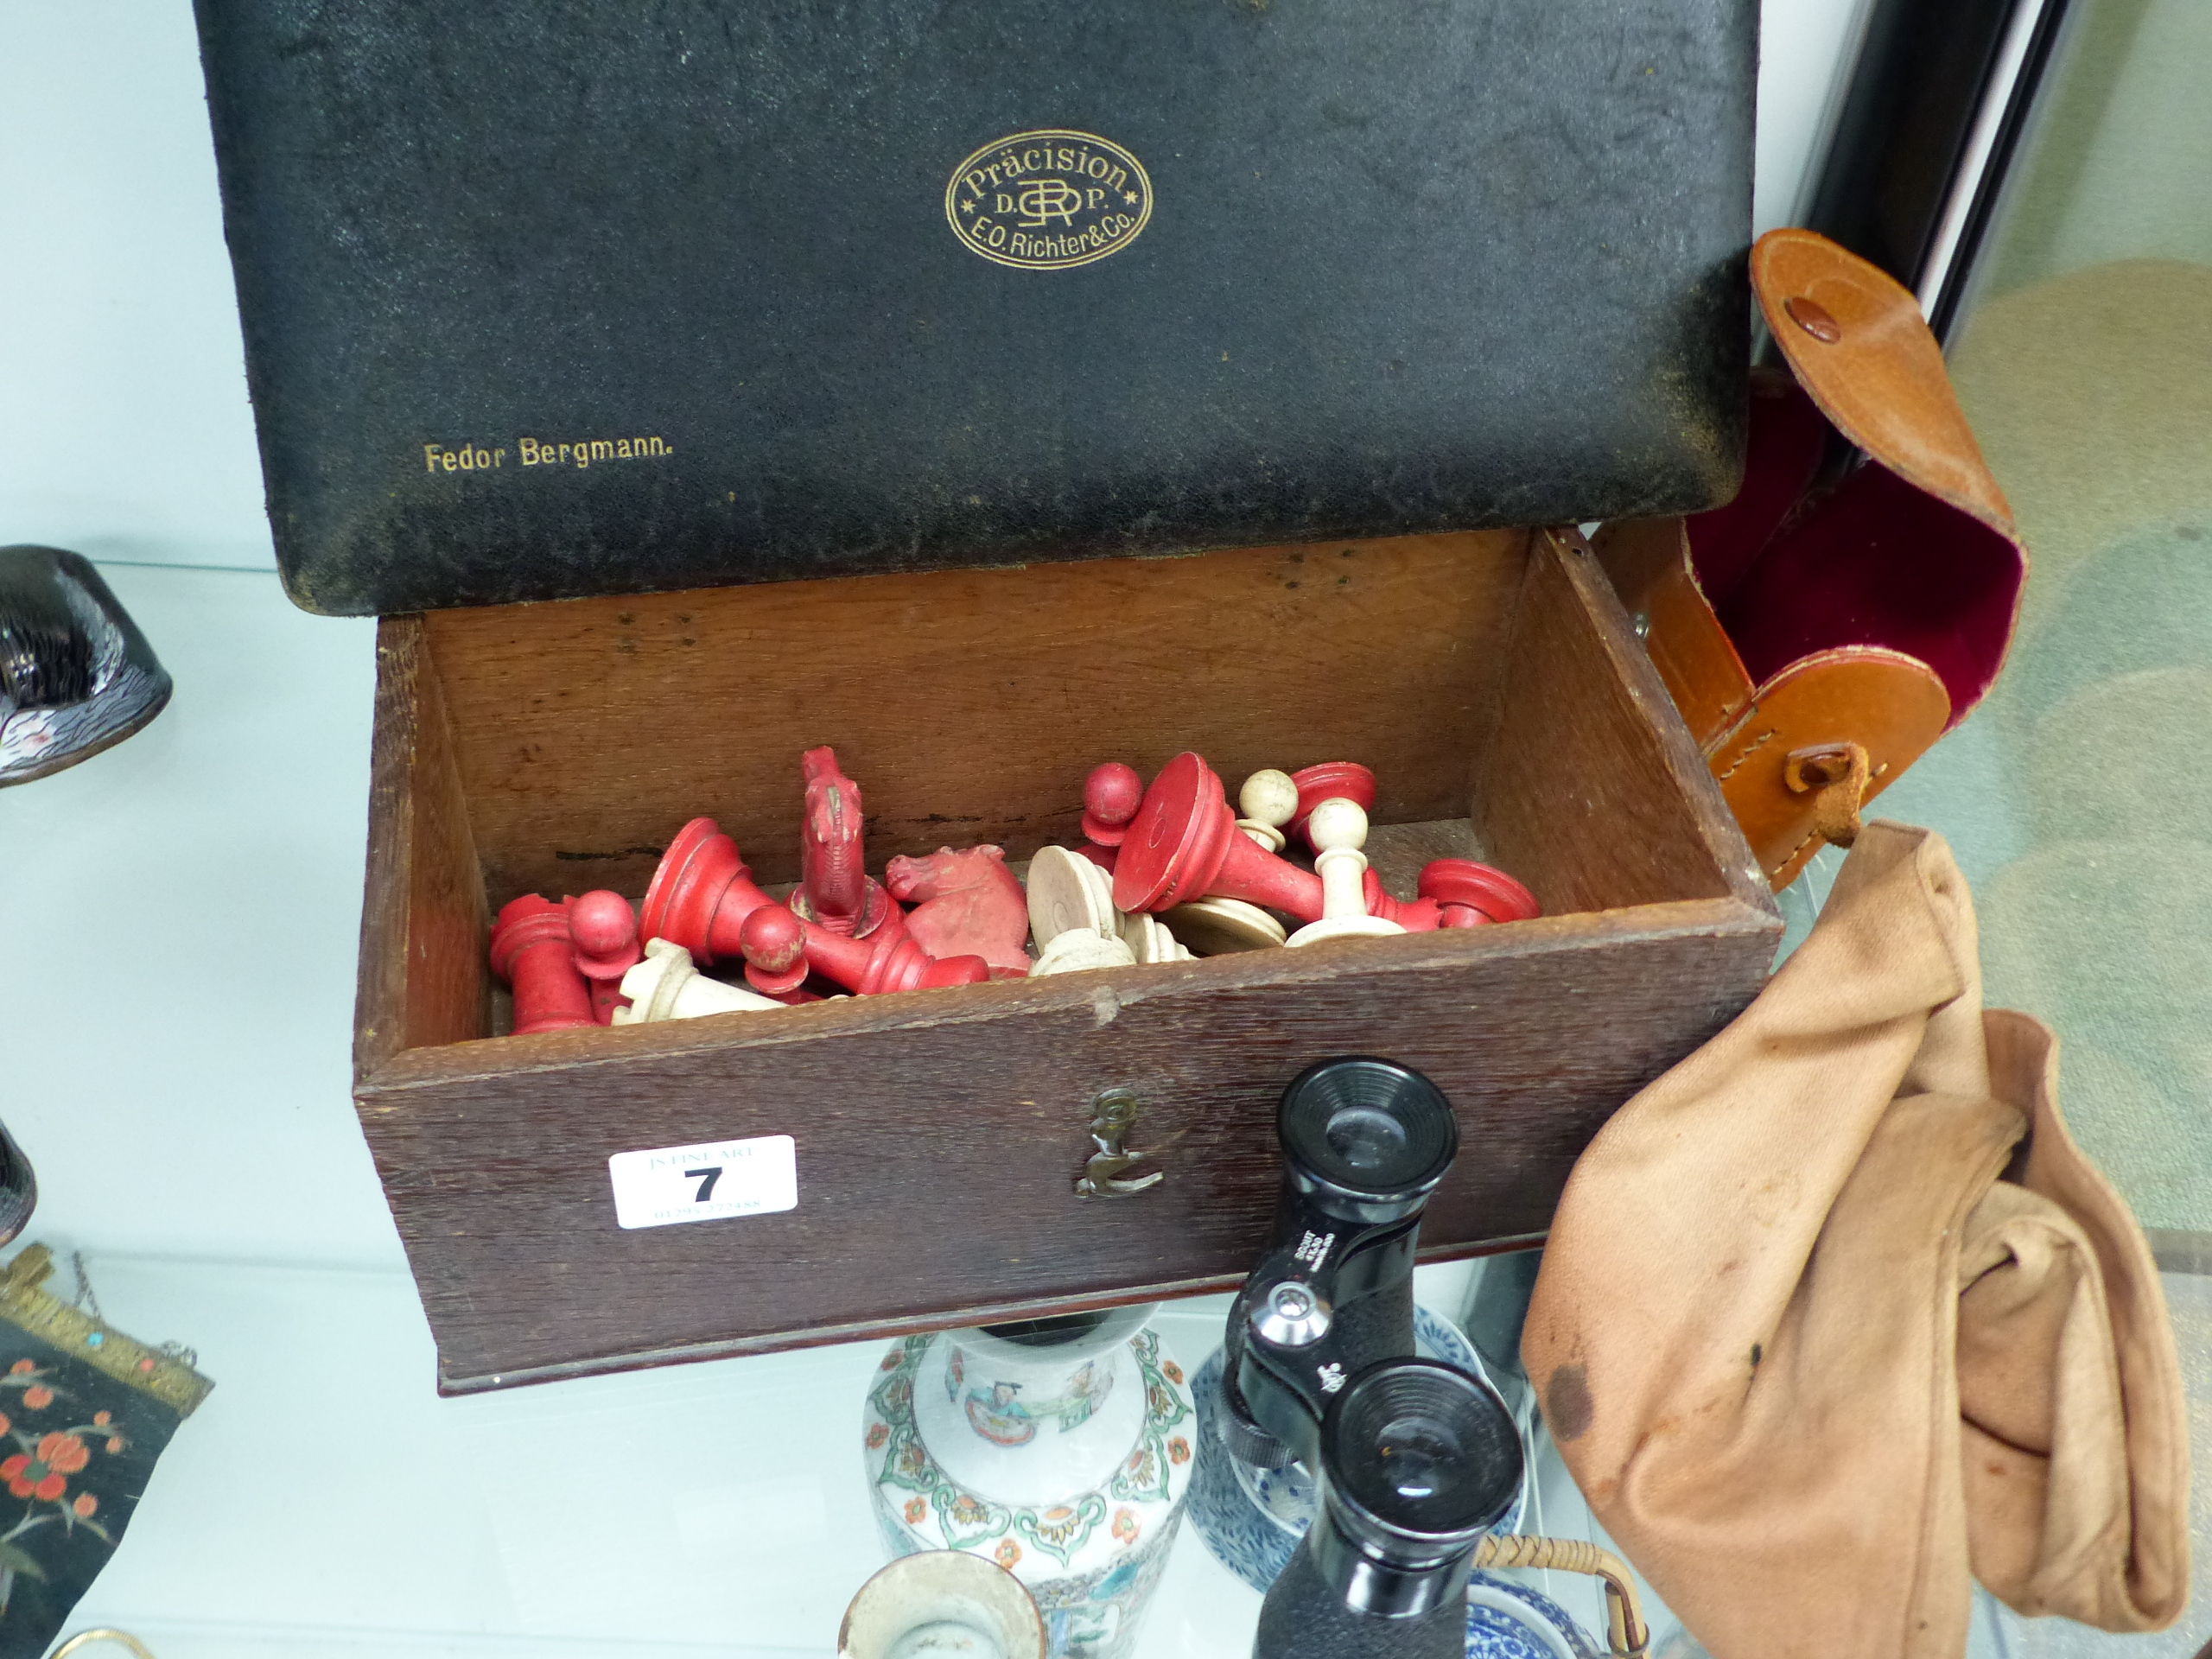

{"left": 194, "top": 1, "right": 1753, "bottom": 616}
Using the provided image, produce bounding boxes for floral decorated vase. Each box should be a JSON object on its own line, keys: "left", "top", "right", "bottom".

{"left": 863, "top": 1306, "right": 1196, "bottom": 1659}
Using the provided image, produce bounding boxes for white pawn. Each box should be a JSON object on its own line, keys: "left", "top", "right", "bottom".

{"left": 1025, "top": 846, "right": 1137, "bottom": 975}
{"left": 1027, "top": 845, "right": 1116, "bottom": 947}
{"left": 1236, "top": 768, "right": 1300, "bottom": 853}
{"left": 1161, "top": 896, "right": 1287, "bottom": 954}
{"left": 612, "top": 938, "right": 783, "bottom": 1022}
{"left": 1286, "top": 798, "right": 1405, "bottom": 947}
{"left": 1120, "top": 910, "right": 1195, "bottom": 964}
{"left": 1032, "top": 930, "right": 1138, "bottom": 976}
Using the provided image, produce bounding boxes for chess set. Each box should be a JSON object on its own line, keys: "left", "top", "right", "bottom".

{"left": 191, "top": 1, "right": 1768, "bottom": 1389}
{"left": 486, "top": 750, "right": 1544, "bottom": 1035}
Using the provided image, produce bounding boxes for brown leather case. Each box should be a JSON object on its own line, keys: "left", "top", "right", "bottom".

{"left": 1596, "top": 228, "right": 2027, "bottom": 888}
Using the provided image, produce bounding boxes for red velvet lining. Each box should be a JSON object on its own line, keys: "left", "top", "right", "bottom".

{"left": 1684, "top": 372, "right": 1827, "bottom": 606}
{"left": 1714, "top": 461, "right": 2022, "bottom": 725}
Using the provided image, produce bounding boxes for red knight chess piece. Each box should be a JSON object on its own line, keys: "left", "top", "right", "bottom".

{"left": 883, "top": 845, "right": 1031, "bottom": 976}
{"left": 791, "top": 747, "right": 903, "bottom": 940}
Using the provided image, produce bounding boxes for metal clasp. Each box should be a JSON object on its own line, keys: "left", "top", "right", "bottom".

{"left": 1074, "top": 1088, "right": 1162, "bottom": 1198}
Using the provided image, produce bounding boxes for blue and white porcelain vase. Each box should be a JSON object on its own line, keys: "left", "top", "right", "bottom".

{"left": 863, "top": 1306, "right": 1196, "bottom": 1659}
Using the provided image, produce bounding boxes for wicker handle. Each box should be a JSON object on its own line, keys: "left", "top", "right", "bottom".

{"left": 50, "top": 1633, "right": 157, "bottom": 1659}
{"left": 1474, "top": 1533, "right": 1650, "bottom": 1657}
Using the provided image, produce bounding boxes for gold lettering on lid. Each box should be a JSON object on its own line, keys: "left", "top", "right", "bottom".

{"left": 422, "top": 434, "right": 675, "bottom": 480}
{"left": 946, "top": 129, "right": 1151, "bottom": 270}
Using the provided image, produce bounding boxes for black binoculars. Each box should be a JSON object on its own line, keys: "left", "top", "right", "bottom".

{"left": 1224, "top": 1058, "right": 1523, "bottom": 1659}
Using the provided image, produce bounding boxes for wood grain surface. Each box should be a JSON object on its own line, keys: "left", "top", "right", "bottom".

{"left": 359, "top": 899, "right": 1774, "bottom": 1391}
{"left": 1476, "top": 530, "right": 1771, "bottom": 918}
{"left": 353, "top": 528, "right": 1782, "bottom": 1389}
{"left": 419, "top": 531, "right": 1528, "bottom": 906}
{"left": 356, "top": 617, "right": 490, "bottom": 1073}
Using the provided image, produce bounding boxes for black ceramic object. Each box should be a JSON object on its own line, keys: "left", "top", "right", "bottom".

{"left": 0, "top": 546, "right": 171, "bottom": 787}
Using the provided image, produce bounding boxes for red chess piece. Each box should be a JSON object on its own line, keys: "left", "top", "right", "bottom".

{"left": 1081, "top": 761, "right": 1144, "bottom": 852}
{"left": 791, "top": 747, "right": 903, "bottom": 940}
{"left": 1287, "top": 761, "right": 1378, "bottom": 849}
{"left": 489, "top": 894, "right": 595, "bottom": 1035}
{"left": 639, "top": 817, "right": 779, "bottom": 966}
{"left": 883, "top": 846, "right": 1031, "bottom": 976}
{"left": 741, "top": 905, "right": 988, "bottom": 997}
{"left": 1418, "top": 859, "right": 1541, "bottom": 925}
{"left": 1358, "top": 869, "right": 1445, "bottom": 932}
{"left": 735, "top": 906, "right": 817, "bottom": 1001}
{"left": 1112, "top": 752, "right": 1326, "bottom": 920}
{"left": 569, "top": 889, "right": 643, "bottom": 1024}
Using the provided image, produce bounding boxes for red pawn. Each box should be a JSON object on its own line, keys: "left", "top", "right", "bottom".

{"left": 489, "top": 895, "right": 595, "bottom": 1035}
{"left": 735, "top": 906, "right": 817, "bottom": 1001}
{"left": 741, "top": 904, "right": 988, "bottom": 997}
{"left": 1081, "top": 762, "right": 1144, "bottom": 862}
{"left": 791, "top": 747, "right": 903, "bottom": 940}
{"left": 1419, "top": 859, "right": 1541, "bottom": 926}
{"left": 1111, "top": 753, "right": 1326, "bottom": 921}
{"left": 639, "top": 818, "right": 779, "bottom": 966}
{"left": 569, "top": 890, "right": 643, "bottom": 1024}
{"left": 1287, "top": 761, "right": 1378, "bottom": 850}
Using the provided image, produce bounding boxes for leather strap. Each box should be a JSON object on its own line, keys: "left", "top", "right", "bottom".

{"left": 1753, "top": 229, "right": 2016, "bottom": 539}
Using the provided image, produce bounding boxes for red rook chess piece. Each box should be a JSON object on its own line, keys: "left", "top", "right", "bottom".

{"left": 1111, "top": 753, "right": 1327, "bottom": 920}
{"left": 741, "top": 905, "right": 988, "bottom": 997}
{"left": 1419, "top": 859, "right": 1541, "bottom": 926}
{"left": 791, "top": 747, "right": 903, "bottom": 940}
{"left": 640, "top": 817, "right": 779, "bottom": 966}
{"left": 489, "top": 894, "right": 595, "bottom": 1035}
{"left": 569, "top": 889, "right": 643, "bottom": 1024}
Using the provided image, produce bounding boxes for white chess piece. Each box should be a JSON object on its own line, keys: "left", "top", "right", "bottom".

{"left": 1236, "top": 768, "right": 1299, "bottom": 853}
{"left": 1120, "top": 910, "right": 1195, "bottom": 963}
{"left": 611, "top": 938, "right": 783, "bottom": 1021}
{"left": 1161, "top": 896, "right": 1287, "bottom": 953}
{"left": 1026, "top": 846, "right": 1138, "bottom": 974}
{"left": 1027, "top": 845, "right": 1116, "bottom": 946}
{"left": 1286, "top": 798, "right": 1405, "bottom": 947}
{"left": 1031, "top": 930, "right": 1138, "bottom": 976}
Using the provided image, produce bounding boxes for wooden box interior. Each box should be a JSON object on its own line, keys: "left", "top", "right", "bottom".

{"left": 354, "top": 527, "right": 1778, "bottom": 1391}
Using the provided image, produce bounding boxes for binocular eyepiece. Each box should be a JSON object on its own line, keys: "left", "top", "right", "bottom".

{"left": 1277, "top": 1056, "right": 1459, "bottom": 1224}
{"left": 1317, "top": 1359, "right": 1522, "bottom": 1588}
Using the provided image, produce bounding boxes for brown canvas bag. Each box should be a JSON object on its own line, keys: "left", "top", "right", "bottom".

{"left": 1521, "top": 823, "right": 2188, "bottom": 1656}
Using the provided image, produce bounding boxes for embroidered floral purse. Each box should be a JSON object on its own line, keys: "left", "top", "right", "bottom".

{"left": 0, "top": 1247, "right": 210, "bottom": 1659}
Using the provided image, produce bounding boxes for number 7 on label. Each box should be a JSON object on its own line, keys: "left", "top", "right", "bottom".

{"left": 684, "top": 1166, "right": 721, "bottom": 1202}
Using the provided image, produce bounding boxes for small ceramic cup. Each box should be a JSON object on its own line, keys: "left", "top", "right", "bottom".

{"left": 840, "top": 1549, "right": 1049, "bottom": 1659}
